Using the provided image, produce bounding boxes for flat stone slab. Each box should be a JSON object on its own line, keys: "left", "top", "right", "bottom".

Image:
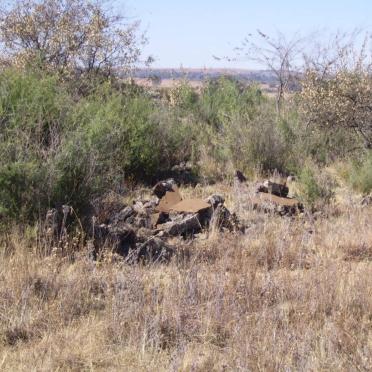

{"left": 170, "top": 199, "right": 211, "bottom": 214}
{"left": 252, "top": 193, "right": 301, "bottom": 207}
{"left": 155, "top": 186, "right": 182, "bottom": 213}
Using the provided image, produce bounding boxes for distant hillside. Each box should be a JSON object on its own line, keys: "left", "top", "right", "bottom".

{"left": 134, "top": 68, "right": 278, "bottom": 86}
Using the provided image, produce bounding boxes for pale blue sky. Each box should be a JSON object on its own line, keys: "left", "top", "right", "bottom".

{"left": 119, "top": 0, "right": 371, "bottom": 69}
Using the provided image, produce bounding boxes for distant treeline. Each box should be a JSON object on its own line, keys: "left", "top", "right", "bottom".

{"left": 134, "top": 68, "right": 279, "bottom": 86}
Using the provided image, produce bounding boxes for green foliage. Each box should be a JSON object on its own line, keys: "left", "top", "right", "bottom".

{"left": 0, "top": 68, "right": 364, "bottom": 223}
{"left": 0, "top": 69, "right": 70, "bottom": 160}
{"left": 299, "top": 70, "right": 372, "bottom": 150}
{"left": 198, "top": 77, "right": 264, "bottom": 130}
{"left": 168, "top": 80, "right": 199, "bottom": 111}
{"left": 297, "top": 163, "right": 335, "bottom": 208}
{"left": 225, "top": 103, "right": 291, "bottom": 174}
{"left": 0, "top": 162, "right": 47, "bottom": 221}
{"left": 346, "top": 151, "right": 372, "bottom": 194}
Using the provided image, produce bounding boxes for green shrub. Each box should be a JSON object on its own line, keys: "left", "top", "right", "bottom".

{"left": 347, "top": 151, "right": 372, "bottom": 194}
{"left": 0, "top": 162, "right": 47, "bottom": 221}
{"left": 297, "top": 163, "right": 336, "bottom": 208}
{"left": 197, "top": 78, "right": 264, "bottom": 129}
{"left": 225, "top": 104, "right": 292, "bottom": 174}
{"left": 0, "top": 69, "right": 71, "bottom": 160}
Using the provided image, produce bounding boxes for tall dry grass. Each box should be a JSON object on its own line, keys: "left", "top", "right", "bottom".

{"left": 0, "top": 191, "right": 371, "bottom": 371}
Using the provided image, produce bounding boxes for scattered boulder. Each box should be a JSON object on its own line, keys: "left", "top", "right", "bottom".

{"left": 150, "top": 212, "right": 168, "bottom": 228}
{"left": 257, "top": 180, "right": 289, "bottom": 197}
{"left": 109, "top": 206, "right": 134, "bottom": 225}
{"left": 158, "top": 214, "right": 202, "bottom": 236}
{"left": 235, "top": 170, "right": 247, "bottom": 183}
{"left": 152, "top": 179, "right": 177, "bottom": 199}
{"left": 251, "top": 193, "right": 303, "bottom": 216}
{"left": 135, "top": 237, "right": 174, "bottom": 263}
{"left": 136, "top": 227, "right": 157, "bottom": 243}
{"left": 361, "top": 194, "right": 372, "bottom": 207}
{"left": 170, "top": 199, "right": 211, "bottom": 214}
{"left": 155, "top": 185, "right": 183, "bottom": 213}
{"left": 205, "top": 194, "right": 225, "bottom": 209}
{"left": 93, "top": 223, "right": 137, "bottom": 257}
{"left": 67, "top": 179, "right": 242, "bottom": 262}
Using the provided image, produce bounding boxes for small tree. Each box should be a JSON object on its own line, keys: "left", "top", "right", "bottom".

{"left": 234, "top": 30, "right": 307, "bottom": 114}
{"left": 0, "top": 0, "right": 147, "bottom": 80}
{"left": 299, "top": 32, "right": 372, "bottom": 149}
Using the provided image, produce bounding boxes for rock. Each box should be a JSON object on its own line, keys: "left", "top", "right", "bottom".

{"left": 158, "top": 214, "right": 202, "bottom": 236}
{"left": 205, "top": 194, "right": 225, "bottom": 209}
{"left": 109, "top": 206, "right": 134, "bottom": 225}
{"left": 94, "top": 224, "right": 136, "bottom": 257}
{"left": 45, "top": 208, "right": 59, "bottom": 237}
{"left": 171, "top": 161, "right": 193, "bottom": 172}
{"left": 256, "top": 180, "right": 289, "bottom": 197}
{"left": 134, "top": 237, "right": 174, "bottom": 263}
{"left": 235, "top": 170, "right": 247, "bottom": 183}
{"left": 132, "top": 201, "right": 148, "bottom": 216}
{"left": 155, "top": 186, "right": 183, "bottom": 213}
{"left": 132, "top": 216, "right": 151, "bottom": 229}
{"left": 267, "top": 181, "right": 289, "bottom": 197}
{"left": 152, "top": 179, "right": 177, "bottom": 198}
{"left": 143, "top": 198, "right": 159, "bottom": 210}
{"left": 252, "top": 193, "right": 303, "bottom": 216}
{"left": 136, "top": 227, "right": 156, "bottom": 243}
{"left": 361, "top": 195, "right": 372, "bottom": 206}
{"left": 170, "top": 199, "right": 211, "bottom": 214}
{"left": 210, "top": 204, "right": 242, "bottom": 232}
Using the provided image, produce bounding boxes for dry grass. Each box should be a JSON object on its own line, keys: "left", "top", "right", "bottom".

{"left": 0, "top": 186, "right": 371, "bottom": 371}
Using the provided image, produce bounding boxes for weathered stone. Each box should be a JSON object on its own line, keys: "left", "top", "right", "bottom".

{"left": 152, "top": 179, "right": 177, "bottom": 198}
{"left": 143, "top": 198, "right": 159, "bottom": 210}
{"left": 134, "top": 237, "right": 174, "bottom": 263}
{"left": 94, "top": 223, "right": 136, "bottom": 257}
{"left": 170, "top": 199, "right": 211, "bottom": 214}
{"left": 45, "top": 208, "right": 58, "bottom": 237}
{"left": 132, "top": 216, "right": 151, "bottom": 229}
{"left": 252, "top": 193, "right": 303, "bottom": 215}
{"left": 209, "top": 204, "right": 242, "bottom": 232}
{"left": 136, "top": 227, "right": 155, "bottom": 243}
{"left": 266, "top": 181, "right": 289, "bottom": 197}
{"left": 109, "top": 206, "right": 134, "bottom": 225}
{"left": 235, "top": 170, "right": 247, "bottom": 183}
{"left": 205, "top": 194, "right": 225, "bottom": 209}
{"left": 150, "top": 212, "right": 168, "bottom": 228}
{"left": 361, "top": 195, "right": 372, "bottom": 206}
{"left": 256, "top": 180, "right": 289, "bottom": 197}
{"left": 132, "top": 201, "right": 148, "bottom": 216}
{"left": 158, "top": 214, "right": 202, "bottom": 236}
{"left": 156, "top": 186, "right": 182, "bottom": 213}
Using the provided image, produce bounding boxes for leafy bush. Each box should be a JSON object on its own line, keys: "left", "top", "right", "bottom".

{"left": 299, "top": 70, "right": 372, "bottom": 151}
{"left": 225, "top": 105, "right": 292, "bottom": 174}
{"left": 0, "top": 162, "right": 47, "bottom": 221}
{"left": 198, "top": 77, "right": 264, "bottom": 130}
{"left": 0, "top": 69, "right": 70, "bottom": 160}
{"left": 297, "top": 163, "right": 336, "bottom": 208}
{"left": 346, "top": 151, "right": 372, "bottom": 194}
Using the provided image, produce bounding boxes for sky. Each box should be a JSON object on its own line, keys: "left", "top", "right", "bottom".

{"left": 118, "top": 0, "right": 372, "bottom": 69}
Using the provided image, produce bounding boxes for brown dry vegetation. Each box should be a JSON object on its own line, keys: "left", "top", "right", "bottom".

{"left": 0, "top": 184, "right": 371, "bottom": 371}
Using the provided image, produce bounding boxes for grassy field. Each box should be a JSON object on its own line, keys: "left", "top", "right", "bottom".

{"left": 0, "top": 182, "right": 371, "bottom": 371}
